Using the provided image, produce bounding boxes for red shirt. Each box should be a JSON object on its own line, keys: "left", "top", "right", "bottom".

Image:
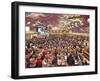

{"left": 36, "top": 59, "right": 42, "bottom": 65}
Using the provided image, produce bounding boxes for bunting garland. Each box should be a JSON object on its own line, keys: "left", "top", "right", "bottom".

{"left": 25, "top": 12, "right": 89, "bottom": 33}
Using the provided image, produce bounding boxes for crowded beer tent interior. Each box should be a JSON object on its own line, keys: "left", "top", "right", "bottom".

{"left": 25, "top": 12, "right": 90, "bottom": 68}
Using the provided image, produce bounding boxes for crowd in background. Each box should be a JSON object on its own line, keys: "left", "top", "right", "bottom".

{"left": 25, "top": 34, "right": 89, "bottom": 68}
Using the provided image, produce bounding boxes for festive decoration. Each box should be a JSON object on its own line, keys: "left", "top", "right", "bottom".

{"left": 25, "top": 12, "right": 89, "bottom": 33}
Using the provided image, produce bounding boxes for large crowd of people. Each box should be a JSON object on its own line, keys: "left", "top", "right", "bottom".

{"left": 25, "top": 34, "right": 89, "bottom": 68}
